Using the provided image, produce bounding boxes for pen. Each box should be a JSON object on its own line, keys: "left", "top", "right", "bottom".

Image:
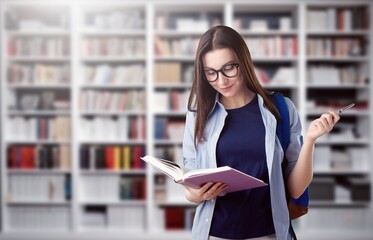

{"left": 337, "top": 103, "right": 355, "bottom": 114}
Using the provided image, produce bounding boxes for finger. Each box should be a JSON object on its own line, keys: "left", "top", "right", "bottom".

{"left": 200, "top": 182, "right": 214, "bottom": 193}
{"left": 321, "top": 118, "right": 332, "bottom": 132}
{"left": 318, "top": 117, "right": 333, "bottom": 132}
{"left": 329, "top": 111, "right": 340, "bottom": 124}
{"left": 320, "top": 114, "right": 334, "bottom": 128}
{"left": 215, "top": 183, "right": 228, "bottom": 194}
{"left": 212, "top": 183, "right": 228, "bottom": 197}
{"left": 205, "top": 183, "right": 225, "bottom": 200}
{"left": 209, "top": 182, "right": 224, "bottom": 194}
{"left": 210, "top": 183, "right": 228, "bottom": 198}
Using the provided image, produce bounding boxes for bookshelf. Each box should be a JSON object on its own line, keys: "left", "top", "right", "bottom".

{"left": 299, "top": 2, "right": 372, "bottom": 232}
{"left": 1, "top": 2, "right": 73, "bottom": 233}
{"left": 232, "top": 3, "right": 300, "bottom": 106}
{"left": 0, "top": 1, "right": 372, "bottom": 239}
{"left": 75, "top": 3, "right": 148, "bottom": 232}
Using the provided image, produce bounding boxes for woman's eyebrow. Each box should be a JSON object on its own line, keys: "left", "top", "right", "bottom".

{"left": 204, "top": 60, "right": 236, "bottom": 70}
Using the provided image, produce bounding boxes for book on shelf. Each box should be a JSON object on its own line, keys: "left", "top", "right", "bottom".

{"left": 141, "top": 155, "right": 267, "bottom": 195}
{"left": 84, "top": 9, "right": 145, "bottom": 31}
{"left": 9, "top": 174, "right": 71, "bottom": 201}
{"left": 154, "top": 62, "right": 181, "bottom": 83}
{"left": 7, "top": 37, "right": 69, "bottom": 57}
{"left": 81, "top": 175, "right": 145, "bottom": 201}
{"left": 81, "top": 37, "right": 145, "bottom": 57}
{"left": 307, "top": 7, "right": 369, "bottom": 31}
{"left": 8, "top": 145, "right": 71, "bottom": 170}
{"left": 244, "top": 36, "right": 297, "bottom": 57}
{"left": 80, "top": 145, "right": 145, "bottom": 170}
{"left": 7, "top": 116, "right": 70, "bottom": 141}
{"left": 9, "top": 206, "right": 70, "bottom": 230}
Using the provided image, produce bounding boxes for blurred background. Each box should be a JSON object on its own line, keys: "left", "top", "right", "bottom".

{"left": 0, "top": 0, "right": 372, "bottom": 239}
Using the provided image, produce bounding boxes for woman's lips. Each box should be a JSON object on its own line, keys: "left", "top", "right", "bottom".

{"left": 220, "top": 85, "right": 232, "bottom": 93}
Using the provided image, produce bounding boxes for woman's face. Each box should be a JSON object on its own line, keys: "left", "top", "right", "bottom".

{"left": 202, "top": 48, "right": 247, "bottom": 101}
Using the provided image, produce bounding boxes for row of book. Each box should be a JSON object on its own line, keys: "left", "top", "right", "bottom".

{"left": 154, "top": 62, "right": 194, "bottom": 84}
{"left": 165, "top": 207, "right": 195, "bottom": 230}
{"left": 82, "top": 205, "right": 145, "bottom": 231}
{"left": 7, "top": 37, "right": 69, "bottom": 57}
{"left": 313, "top": 146, "right": 369, "bottom": 172}
{"left": 155, "top": 13, "right": 221, "bottom": 31}
{"left": 81, "top": 37, "right": 145, "bottom": 57}
{"left": 302, "top": 208, "right": 371, "bottom": 230}
{"left": 255, "top": 67, "right": 297, "bottom": 86}
{"left": 8, "top": 174, "right": 72, "bottom": 202}
{"left": 154, "top": 62, "right": 181, "bottom": 83}
{"left": 9, "top": 206, "right": 70, "bottom": 231}
{"left": 5, "top": 6, "right": 69, "bottom": 31}
{"left": 234, "top": 16, "right": 292, "bottom": 31}
{"left": 80, "top": 90, "right": 145, "bottom": 112}
{"left": 7, "top": 116, "right": 71, "bottom": 141}
{"left": 84, "top": 9, "right": 145, "bottom": 30}
{"left": 309, "top": 176, "right": 370, "bottom": 202}
{"left": 307, "top": 7, "right": 369, "bottom": 31}
{"left": 79, "top": 116, "right": 145, "bottom": 141}
{"left": 154, "top": 145, "right": 183, "bottom": 166}
{"left": 307, "top": 65, "right": 368, "bottom": 85}
{"left": 7, "top": 145, "right": 71, "bottom": 170}
{"left": 81, "top": 175, "right": 146, "bottom": 201}
{"left": 153, "top": 90, "right": 189, "bottom": 113}
{"left": 80, "top": 145, "right": 145, "bottom": 170}
{"left": 84, "top": 64, "right": 145, "bottom": 85}
{"left": 245, "top": 37, "right": 298, "bottom": 57}
{"left": 154, "top": 36, "right": 198, "bottom": 56}
{"left": 14, "top": 92, "right": 70, "bottom": 111}
{"left": 154, "top": 118, "right": 185, "bottom": 141}
{"left": 307, "top": 38, "right": 364, "bottom": 57}
{"left": 7, "top": 63, "right": 70, "bottom": 84}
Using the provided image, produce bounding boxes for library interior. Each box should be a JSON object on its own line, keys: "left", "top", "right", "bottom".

{"left": 0, "top": 0, "right": 372, "bottom": 239}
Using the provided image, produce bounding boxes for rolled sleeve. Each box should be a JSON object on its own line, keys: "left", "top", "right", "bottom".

{"left": 283, "top": 97, "right": 303, "bottom": 178}
{"left": 182, "top": 110, "right": 197, "bottom": 171}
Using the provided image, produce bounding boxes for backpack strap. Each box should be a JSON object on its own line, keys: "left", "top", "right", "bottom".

{"left": 270, "top": 93, "right": 290, "bottom": 152}
{"left": 270, "top": 92, "right": 296, "bottom": 240}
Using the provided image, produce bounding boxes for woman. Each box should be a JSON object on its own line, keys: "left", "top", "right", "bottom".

{"left": 182, "top": 25, "right": 340, "bottom": 240}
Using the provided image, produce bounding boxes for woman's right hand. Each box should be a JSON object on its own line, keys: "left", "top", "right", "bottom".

{"left": 184, "top": 182, "right": 227, "bottom": 205}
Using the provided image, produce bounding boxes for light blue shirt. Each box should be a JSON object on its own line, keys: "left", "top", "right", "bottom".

{"left": 182, "top": 94, "right": 303, "bottom": 240}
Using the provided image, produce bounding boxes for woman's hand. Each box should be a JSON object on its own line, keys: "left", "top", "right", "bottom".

{"left": 305, "top": 111, "right": 340, "bottom": 143}
{"left": 184, "top": 182, "right": 227, "bottom": 205}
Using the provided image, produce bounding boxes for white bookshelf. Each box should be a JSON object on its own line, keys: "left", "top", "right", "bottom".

{"left": 0, "top": 0, "right": 372, "bottom": 239}
{"left": 0, "top": 1, "right": 73, "bottom": 234}
{"left": 303, "top": 2, "right": 372, "bottom": 234}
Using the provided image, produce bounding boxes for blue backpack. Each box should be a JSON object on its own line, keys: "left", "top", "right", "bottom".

{"left": 271, "top": 93, "right": 309, "bottom": 238}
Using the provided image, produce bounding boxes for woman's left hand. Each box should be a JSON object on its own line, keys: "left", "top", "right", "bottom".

{"left": 305, "top": 111, "right": 340, "bottom": 142}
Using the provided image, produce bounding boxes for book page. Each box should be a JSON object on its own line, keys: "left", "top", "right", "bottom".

{"left": 141, "top": 155, "right": 184, "bottom": 182}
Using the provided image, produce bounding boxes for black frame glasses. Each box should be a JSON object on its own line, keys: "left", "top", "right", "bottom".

{"left": 204, "top": 63, "right": 240, "bottom": 82}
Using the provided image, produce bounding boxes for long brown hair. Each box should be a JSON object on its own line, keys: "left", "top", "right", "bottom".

{"left": 188, "top": 25, "right": 280, "bottom": 147}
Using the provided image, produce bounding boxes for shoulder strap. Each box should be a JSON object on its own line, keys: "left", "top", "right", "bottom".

{"left": 270, "top": 93, "right": 290, "bottom": 152}
{"left": 270, "top": 93, "right": 298, "bottom": 240}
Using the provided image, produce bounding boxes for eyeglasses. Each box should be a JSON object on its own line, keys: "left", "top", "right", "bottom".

{"left": 204, "top": 63, "right": 239, "bottom": 82}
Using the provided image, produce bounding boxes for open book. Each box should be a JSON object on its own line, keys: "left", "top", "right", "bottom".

{"left": 140, "top": 155, "right": 267, "bottom": 195}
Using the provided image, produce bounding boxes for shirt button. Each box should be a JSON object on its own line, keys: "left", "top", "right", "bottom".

{"left": 205, "top": 218, "right": 209, "bottom": 222}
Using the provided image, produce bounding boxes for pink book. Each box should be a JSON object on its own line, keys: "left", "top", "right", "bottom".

{"left": 140, "top": 155, "right": 267, "bottom": 196}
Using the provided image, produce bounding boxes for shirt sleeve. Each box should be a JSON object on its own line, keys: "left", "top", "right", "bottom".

{"left": 283, "top": 97, "right": 303, "bottom": 178}
{"left": 182, "top": 110, "right": 197, "bottom": 171}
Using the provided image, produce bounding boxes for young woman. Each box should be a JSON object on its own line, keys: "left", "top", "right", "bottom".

{"left": 182, "top": 25, "right": 340, "bottom": 240}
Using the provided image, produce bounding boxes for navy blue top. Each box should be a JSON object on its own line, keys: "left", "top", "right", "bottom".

{"left": 209, "top": 95, "right": 275, "bottom": 239}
